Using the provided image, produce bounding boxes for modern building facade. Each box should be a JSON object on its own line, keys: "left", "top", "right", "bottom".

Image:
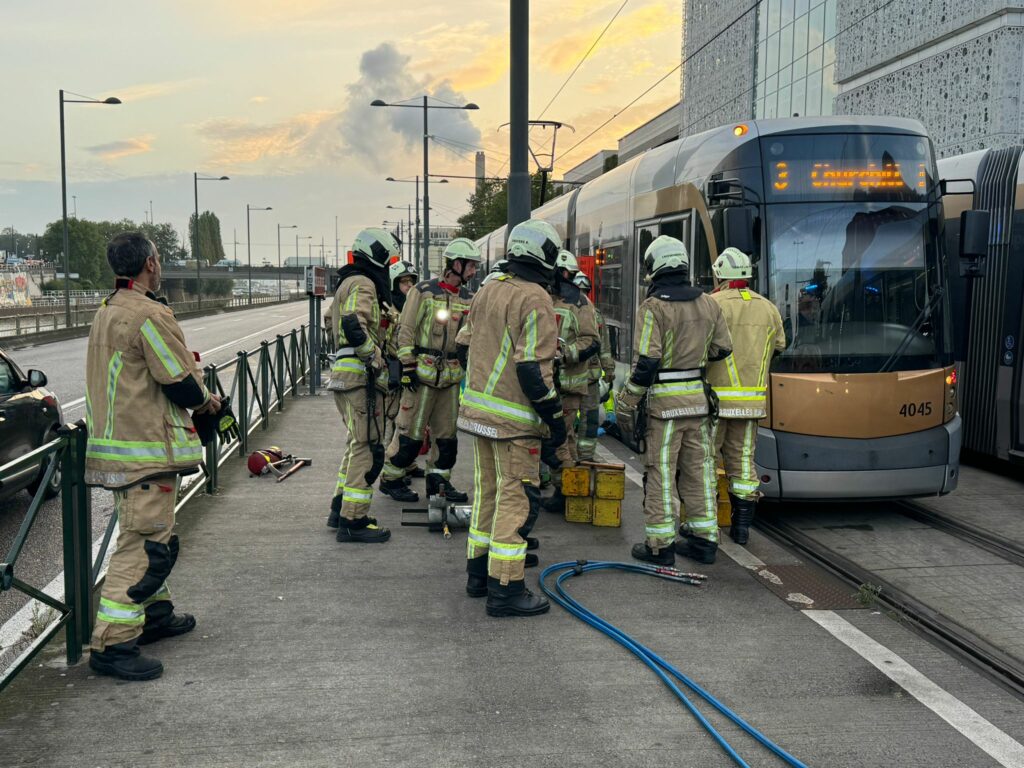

{"left": 680, "top": 0, "right": 1024, "bottom": 157}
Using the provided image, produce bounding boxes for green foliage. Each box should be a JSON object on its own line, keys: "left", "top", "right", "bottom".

{"left": 455, "top": 174, "right": 562, "bottom": 242}
{"left": 40, "top": 218, "right": 108, "bottom": 288}
{"left": 189, "top": 211, "right": 227, "bottom": 264}
{"left": 1, "top": 227, "right": 42, "bottom": 258}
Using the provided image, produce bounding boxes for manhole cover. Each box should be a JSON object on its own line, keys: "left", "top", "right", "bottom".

{"left": 750, "top": 564, "right": 864, "bottom": 610}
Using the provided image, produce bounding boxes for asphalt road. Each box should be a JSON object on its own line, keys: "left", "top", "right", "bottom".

{"left": 0, "top": 300, "right": 311, "bottom": 634}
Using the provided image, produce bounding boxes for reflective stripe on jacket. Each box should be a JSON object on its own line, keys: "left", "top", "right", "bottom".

{"left": 457, "top": 274, "right": 558, "bottom": 440}
{"left": 328, "top": 274, "right": 383, "bottom": 392}
{"left": 707, "top": 287, "right": 786, "bottom": 419}
{"left": 396, "top": 278, "right": 472, "bottom": 389}
{"left": 553, "top": 287, "right": 600, "bottom": 396}
{"left": 84, "top": 282, "right": 208, "bottom": 488}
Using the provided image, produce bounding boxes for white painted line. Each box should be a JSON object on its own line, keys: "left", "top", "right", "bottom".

{"left": 805, "top": 610, "right": 1024, "bottom": 767}
{"left": 192, "top": 326, "right": 206, "bottom": 331}
{"left": 599, "top": 439, "right": 1024, "bottom": 762}
{"left": 60, "top": 314, "right": 306, "bottom": 414}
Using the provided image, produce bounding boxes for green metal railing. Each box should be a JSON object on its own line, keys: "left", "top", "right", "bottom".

{"left": 0, "top": 322, "right": 319, "bottom": 692}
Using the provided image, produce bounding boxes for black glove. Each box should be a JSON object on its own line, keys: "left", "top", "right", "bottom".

{"left": 400, "top": 363, "right": 419, "bottom": 391}
{"left": 455, "top": 343, "right": 468, "bottom": 370}
{"left": 578, "top": 340, "right": 601, "bottom": 363}
{"left": 534, "top": 398, "right": 567, "bottom": 449}
{"left": 541, "top": 439, "right": 562, "bottom": 470}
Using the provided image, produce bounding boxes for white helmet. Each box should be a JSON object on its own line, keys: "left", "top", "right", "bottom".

{"left": 506, "top": 219, "right": 560, "bottom": 272}
{"left": 352, "top": 227, "right": 401, "bottom": 269}
{"left": 712, "top": 247, "right": 752, "bottom": 280}
{"left": 573, "top": 272, "right": 592, "bottom": 292}
{"left": 389, "top": 259, "right": 418, "bottom": 289}
{"left": 482, "top": 259, "right": 508, "bottom": 285}
{"left": 643, "top": 235, "right": 689, "bottom": 278}
{"left": 556, "top": 249, "right": 579, "bottom": 275}
{"left": 443, "top": 237, "right": 483, "bottom": 265}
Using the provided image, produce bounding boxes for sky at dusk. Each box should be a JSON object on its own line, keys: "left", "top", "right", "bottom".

{"left": 0, "top": 0, "right": 682, "bottom": 262}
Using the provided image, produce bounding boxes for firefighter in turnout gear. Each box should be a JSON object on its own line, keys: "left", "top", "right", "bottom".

{"left": 85, "top": 233, "right": 218, "bottom": 681}
{"left": 708, "top": 247, "right": 785, "bottom": 545}
{"left": 327, "top": 227, "right": 401, "bottom": 543}
{"left": 380, "top": 238, "right": 479, "bottom": 503}
{"left": 457, "top": 219, "right": 565, "bottom": 618}
{"left": 573, "top": 272, "right": 615, "bottom": 462}
{"left": 544, "top": 250, "right": 601, "bottom": 514}
{"left": 618, "top": 235, "right": 733, "bottom": 566}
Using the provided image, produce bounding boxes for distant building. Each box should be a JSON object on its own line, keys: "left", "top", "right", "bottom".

{"left": 618, "top": 103, "right": 682, "bottom": 162}
{"left": 564, "top": 149, "right": 619, "bottom": 184}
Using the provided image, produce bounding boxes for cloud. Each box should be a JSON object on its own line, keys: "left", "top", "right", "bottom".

{"left": 541, "top": 2, "right": 677, "bottom": 73}
{"left": 250, "top": 96, "right": 270, "bottom": 104}
{"left": 337, "top": 42, "right": 482, "bottom": 171}
{"left": 108, "top": 78, "right": 202, "bottom": 102}
{"left": 196, "top": 112, "right": 336, "bottom": 167}
{"left": 84, "top": 136, "right": 155, "bottom": 160}
{"left": 409, "top": 22, "right": 508, "bottom": 92}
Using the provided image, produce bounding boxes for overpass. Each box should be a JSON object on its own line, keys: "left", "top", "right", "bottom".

{"left": 160, "top": 264, "right": 317, "bottom": 281}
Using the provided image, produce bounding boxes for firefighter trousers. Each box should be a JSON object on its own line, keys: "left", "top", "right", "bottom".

{"left": 466, "top": 435, "right": 540, "bottom": 584}
{"left": 91, "top": 476, "right": 180, "bottom": 651}
{"left": 715, "top": 418, "right": 760, "bottom": 501}
{"left": 382, "top": 384, "right": 459, "bottom": 482}
{"left": 643, "top": 416, "right": 718, "bottom": 551}
{"left": 578, "top": 383, "right": 601, "bottom": 461}
{"left": 551, "top": 393, "right": 583, "bottom": 489}
{"left": 334, "top": 388, "right": 384, "bottom": 521}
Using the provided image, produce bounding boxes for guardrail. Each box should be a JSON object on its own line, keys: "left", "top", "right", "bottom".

{"left": 0, "top": 295, "right": 296, "bottom": 338}
{"left": 0, "top": 322, "right": 320, "bottom": 692}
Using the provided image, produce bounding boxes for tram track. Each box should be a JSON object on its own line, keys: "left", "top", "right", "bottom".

{"left": 755, "top": 507, "right": 1024, "bottom": 699}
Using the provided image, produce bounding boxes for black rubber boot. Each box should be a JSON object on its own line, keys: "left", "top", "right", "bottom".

{"left": 485, "top": 577, "right": 550, "bottom": 617}
{"left": 674, "top": 536, "right": 717, "bottom": 564}
{"left": 729, "top": 494, "right": 756, "bottom": 546}
{"left": 525, "top": 553, "right": 539, "bottom": 568}
{"left": 379, "top": 478, "right": 419, "bottom": 503}
{"left": 466, "top": 555, "right": 488, "bottom": 598}
{"left": 543, "top": 490, "right": 566, "bottom": 515}
{"left": 631, "top": 543, "right": 675, "bottom": 566}
{"left": 327, "top": 494, "right": 342, "bottom": 528}
{"left": 138, "top": 613, "right": 196, "bottom": 646}
{"left": 336, "top": 516, "right": 391, "bottom": 543}
{"left": 443, "top": 483, "right": 469, "bottom": 503}
{"left": 89, "top": 641, "right": 163, "bottom": 681}
{"left": 408, "top": 464, "right": 426, "bottom": 478}
{"left": 524, "top": 536, "right": 539, "bottom": 551}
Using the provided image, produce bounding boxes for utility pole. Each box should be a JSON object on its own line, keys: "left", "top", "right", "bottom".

{"left": 508, "top": 0, "right": 530, "bottom": 235}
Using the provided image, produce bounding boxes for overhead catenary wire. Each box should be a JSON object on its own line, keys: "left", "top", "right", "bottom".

{"left": 540, "top": 560, "right": 811, "bottom": 768}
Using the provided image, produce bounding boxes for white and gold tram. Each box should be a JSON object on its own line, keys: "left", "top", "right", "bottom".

{"left": 475, "top": 117, "right": 990, "bottom": 500}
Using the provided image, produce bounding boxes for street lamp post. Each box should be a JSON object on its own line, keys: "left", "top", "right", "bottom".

{"left": 60, "top": 89, "right": 120, "bottom": 327}
{"left": 277, "top": 223, "right": 297, "bottom": 301}
{"left": 386, "top": 205, "right": 413, "bottom": 259}
{"left": 372, "top": 97, "right": 477, "bottom": 279}
{"left": 246, "top": 204, "right": 272, "bottom": 305}
{"left": 193, "top": 174, "right": 229, "bottom": 309}
{"left": 385, "top": 176, "right": 447, "bottom": 275}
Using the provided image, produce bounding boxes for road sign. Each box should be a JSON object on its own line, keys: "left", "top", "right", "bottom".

{"left": 304, "top": 265, "right": 327, "bottom": 297}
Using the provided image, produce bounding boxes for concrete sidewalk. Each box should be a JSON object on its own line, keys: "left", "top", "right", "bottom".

{"left": 2, "top": 391, "right": 1023, "bottom": 767}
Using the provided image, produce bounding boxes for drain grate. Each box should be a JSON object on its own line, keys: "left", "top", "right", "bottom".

{"left": 749, "top": 563, "right": 865, "bottom": 610}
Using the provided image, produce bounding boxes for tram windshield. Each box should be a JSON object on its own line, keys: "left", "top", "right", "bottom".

{"left": 767, "top": 201, "right": 950, "bottom": 373}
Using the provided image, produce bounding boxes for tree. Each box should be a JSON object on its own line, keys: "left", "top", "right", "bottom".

{"left": 40, "top": 218, "right": 107, "bottom": 288}
{"left": 189, "top": 211, "right": 227, "bottom": 264}
{"left": 1, "top": 227, "right": 42, "bottom": 259}
{"left": 455, "top": 174, "right": 560, "bottom": 242}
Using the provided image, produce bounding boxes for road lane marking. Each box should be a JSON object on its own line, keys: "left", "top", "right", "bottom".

{"left": 597, "top": 443, "right": 1024, "bottom": 765}
{"left": 60, "top": 313, "right": 307, "bottom": 414}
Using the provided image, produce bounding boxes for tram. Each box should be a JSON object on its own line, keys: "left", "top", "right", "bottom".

{"left": 475, "top": 117, "right": 989, "bottom": 501}
{"left": 937, "top": 147, "right": 1024, "bottom": 465}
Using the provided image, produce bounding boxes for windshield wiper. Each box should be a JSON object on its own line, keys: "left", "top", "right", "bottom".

{"left": 879, "top": 286, "right": 944, "bottom": 373}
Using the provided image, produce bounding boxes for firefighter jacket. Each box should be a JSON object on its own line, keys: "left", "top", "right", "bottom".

{"left": 552, "top": 282, "right": 601, "bottom": 396}
{"left": 457, "top": 274, "right": 559, "bottom": 440}
{"left": 396, "top": 278, "right": 472, "bottom": 389}
{"left": 592, "top": 306, "right": 616, "bottom": 384}
{"left": 328, "top": 273, "right": 387, "bottom": 392}
{"left": 625, "top": 281, "right": 733, "bottom": 420}
{"left": 84, "top": 280, "right": 209, "bottom": 489}
{"left": 708, "top": 285, "right": 786, "bottom": 418}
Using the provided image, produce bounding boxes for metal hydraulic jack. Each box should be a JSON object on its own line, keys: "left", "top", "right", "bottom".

{"left": 400, "top": 479, "right": 471, "bottom": 539}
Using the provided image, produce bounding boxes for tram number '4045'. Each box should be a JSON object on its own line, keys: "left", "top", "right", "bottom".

{"left": 899, "top": 401, "right": 933, "bottom": 417}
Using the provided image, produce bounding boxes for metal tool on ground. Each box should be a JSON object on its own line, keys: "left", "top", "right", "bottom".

{"left": 540, "top": 560, "right": 809, "bottom": 768}
{"left": 400, "top": 479, "right": 471, "bottom": 538}
{"left": 275, "top": 457, "right": 311, "bottom": 483}
{"left": 247, "top": 447, "right": 312, "bottom": 480}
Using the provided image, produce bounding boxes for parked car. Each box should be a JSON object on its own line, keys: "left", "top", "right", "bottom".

{"left": 213, "top": 259, "right": 241, "bottom": 268}
{"left": 0, "top": 347, "right": 64, "bottom": 501}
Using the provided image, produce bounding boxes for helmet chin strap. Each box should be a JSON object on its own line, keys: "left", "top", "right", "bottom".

{"left": 446, "top": 259, "right": 465, "bottom": 286}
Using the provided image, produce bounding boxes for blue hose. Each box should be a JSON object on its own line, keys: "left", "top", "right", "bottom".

{"left": 540, "top": 560, "right": 810, "bottom": 768}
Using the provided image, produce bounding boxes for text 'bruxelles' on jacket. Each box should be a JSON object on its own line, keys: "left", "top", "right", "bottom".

{"left": 84, "top": 281, "right": 210, "bottom": 489}
{"left": 327, "top": 273, "right": 388, "bottom": 392}
{"left": 628, "top": 287, "right": 733, "bottom": 419}
{"left": 456, "top": 274, "right": 559, "bottom": 440}
{"left": 707, "top": 286, "right": 786, "bottom": 419}
{"left": 396, "top": 278, "right": 472, "bottom": 389}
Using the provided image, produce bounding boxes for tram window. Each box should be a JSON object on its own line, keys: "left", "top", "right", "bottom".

{"left": 636, "top": 226, "right": 657, "bottom": 264}
{"left": 596, "top": 264, "right": 623, "bottom": 326}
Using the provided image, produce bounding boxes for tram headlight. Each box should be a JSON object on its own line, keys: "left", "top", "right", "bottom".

{"left": 944, "top": 367, "right": 958, "bottom": 419}
{"left": 733, "top": 124, "right": 749, "bottom": 137}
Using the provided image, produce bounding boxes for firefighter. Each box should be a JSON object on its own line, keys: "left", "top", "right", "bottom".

{"left": 481, "top": 258, "right": 509, "bottom": 286}
{"left": 544, "top": 250, "right": 601, "bottom": 514}
{"left": 457, "top": 219, "right": 565, "bottom": 618}
{"left": 326, "top": 227, "right": 401, "bottom": 543}
{"left": 85, "top": 232, "right": 220, "bottom": 681}
{"left": 379, "top": 238, "right": 479, "bottom": 504}
{"left": 708, "top": 247, "right": 785, "bottom": 544}
{"left": 616, "top": 235, "right": 733, "bottom": 566}
{"left": 572, "top": 272, "right": 615, "bottom": 462}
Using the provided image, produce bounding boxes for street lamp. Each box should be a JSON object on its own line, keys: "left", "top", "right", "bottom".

{"left": 246, "top": 204, "right": 272, "bottom": 305}
{"left": 193, "top": 173, "right": 229, "bottom": 309}
{"left": 60, "top": 89, "right": 120, "bottom": 326}
{"left": 277, "top": 223, "right": 297, "bottom": 301}
{"left": 372, "top": 96, "right": 477, "bottom": 279}
{"left": 385, "top": 176, "right": 448, "bottom": 274}
{"left": 386, "top": 205, "right": 412, "bottom": 258}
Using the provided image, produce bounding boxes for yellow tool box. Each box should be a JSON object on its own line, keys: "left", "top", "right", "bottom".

{"left": 716, "top": 470, "right": 731, "bottom": 526}
{"left": 565, "top": 496, "right": 594, "bottom": 524}
{"left": 560, "top": 461, "right": 626, "bottom": 528}
{"left": 593, "top": 498, "right": 621, "bottom": 527}
{"left": 561, "top": 466, "right": 592, "bottom": 497}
